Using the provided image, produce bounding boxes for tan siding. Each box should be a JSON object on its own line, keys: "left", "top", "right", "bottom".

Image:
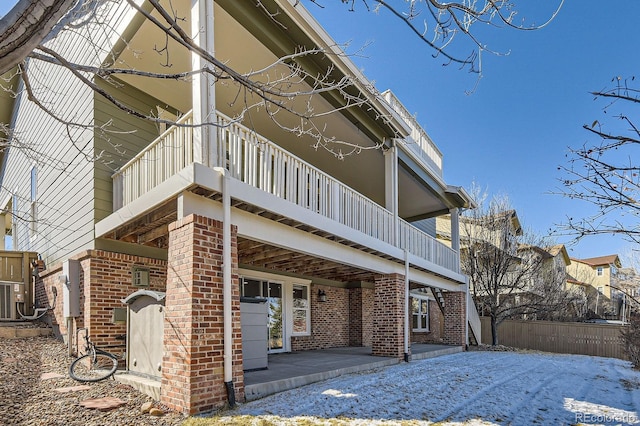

{"left": 0, "top": 0, "right": 134, "bottom": 265}
{"left": 93, "top": 79, "right": 163, "bottom": 221}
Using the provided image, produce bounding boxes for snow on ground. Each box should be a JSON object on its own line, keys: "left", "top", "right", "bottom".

{"left": 223, "top": 351, "right": 640, "bottom": 425}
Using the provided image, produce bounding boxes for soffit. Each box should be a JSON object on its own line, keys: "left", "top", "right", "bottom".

{"left": 216, "top": 0, "right": 402, "bottom": 145}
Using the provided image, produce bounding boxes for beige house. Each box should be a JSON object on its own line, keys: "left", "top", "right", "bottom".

{"left": 0, "top": 0, "right": 479, "bottom": 415}
{"left": 568, "top": 255, "right": 621, "bottom": 300}
{"left": 567, "top": 255, "right": 622, "bottom": 317}
{"left": 438, "top": 211, "right": 578, "bottom": 319}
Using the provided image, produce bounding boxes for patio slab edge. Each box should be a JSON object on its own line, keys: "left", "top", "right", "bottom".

{"left": 245, "top": 357, "right": 399, "bottom": 401}
{"left": 411, "top": 345, "right": 463, "bottom": 361}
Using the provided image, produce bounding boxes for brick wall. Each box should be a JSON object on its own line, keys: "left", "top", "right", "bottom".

{"left": 36, "top": 265, "right": 69, "bottom": 338}
{"left": 348, "top": 287, "right": 364, "bottom": 346}
{"left": 84, "top": 251, "right": 167, "bottom": 354}
{"left": 161, "top": 214, "right": 244, "bottom": 415}
{"left": 361, "top": 287, "right": 374, "bottom": 347}
{"left": 291, "top": 285, "right": 350, "bottom": 351}
{"left": 372, "top": 274, "right": 405, "bottom": 358}
{"left": 36, "top": 250, "right": 167, "bottom": 354}
{"left": 443, "top": 291, "right": 466, "bottom": 346}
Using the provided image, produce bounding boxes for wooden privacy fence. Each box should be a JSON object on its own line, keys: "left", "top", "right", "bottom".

{"left": 480, "top": 317, "right": 628, "bottom": 360}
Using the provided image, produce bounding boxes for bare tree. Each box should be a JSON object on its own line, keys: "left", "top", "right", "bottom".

{"left": 557, "top": 76, "right": 640, "bottom": 244}
{"left": 0, "top": 0, "right": 563, "bottom": 251}
{"left": 2, "top": 0, "right": 565, "bottom": 76}
{"left": 0, "top": 0, "right": 566, "bottom": 151}
{"left": 462, "top": 189, "right": 578, "bottom": 345}
{"left": 0, "top": 0, "right": 78, "bottom": 75}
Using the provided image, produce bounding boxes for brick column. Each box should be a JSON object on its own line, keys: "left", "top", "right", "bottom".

{"left": 372, "top": 274, "right": 405, "bottom": 358}
{"left": 348, "top": 285, "right": 374, "bottom": 347}
{"left": 349, "top": 287, "right": 364, "bottom": 346}
{"left": 443, "top": 291, "right": 466, "bottom": 346}
{"left": 161, "top": 214, "right": 244, "bottom": 414}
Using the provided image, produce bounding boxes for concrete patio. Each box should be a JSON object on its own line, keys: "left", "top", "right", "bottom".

{"left": 115, "top": 344, "right": 463, "bottom": 402}
{"left": 244, "top": 344, "right": 462, "bottom": 401}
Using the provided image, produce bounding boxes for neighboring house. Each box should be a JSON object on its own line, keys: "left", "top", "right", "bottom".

{"left": 438, "top": 211, "right": 576, "bottom": 320}
{"left": 436, "top": 209, "right": 523, "bottom": 298}
{"left": 545, "top": 244, "right": 572, "bottom": 288}
{"left": 611, "top": 267, "right": 640, "bottom": 321}
{"left": 436, "top": 209, "right": 522, "bottom": 251}
{"left": 515, "top": 243, "right": 574, "bottom": 320}
{"left": 0, "top": 0, "right": 476, "bottom": 415}
{"left": 567, "top": 255, "right": 622, "bottom": 317}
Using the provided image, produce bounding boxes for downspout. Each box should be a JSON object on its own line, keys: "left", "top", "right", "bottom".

{"left": 218, "top": 167, "right": 235, "bottom": 407}
{"left": 404, "top": 249, "right": 410, "bottom": 362}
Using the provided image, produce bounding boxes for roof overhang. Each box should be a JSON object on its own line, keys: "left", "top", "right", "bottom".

{"left": 216, "top": 0, "right": 412, "bottom": 145}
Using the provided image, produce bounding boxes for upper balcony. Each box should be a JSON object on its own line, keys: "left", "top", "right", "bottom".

{"left": 382, "top": 90, "right": 443, "bottom": 178}
{"left": 97, "top": 0, "right": 471, "bottom": 282}
{"left": 111, "top": 110, "right": 460, "bottom": 275}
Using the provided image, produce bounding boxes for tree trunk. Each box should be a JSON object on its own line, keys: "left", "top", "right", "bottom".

{"left": 491, "top": 315, "right": 499, "bottom": 346}
{"left": 0, "top": 0, "right": 78, "bottom": 74}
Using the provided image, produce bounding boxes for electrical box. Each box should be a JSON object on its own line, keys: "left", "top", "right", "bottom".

{"left": 13, "top": 283, "right": 24, "bottom": 302}
{"left": 111, "top": 307, "right": 127, "bottom": 324}
{"left": 62, "top": 259, "right": 80, "bottom": 317}
{"left": 132, "top": 266, "right": 150, "bottom": 288}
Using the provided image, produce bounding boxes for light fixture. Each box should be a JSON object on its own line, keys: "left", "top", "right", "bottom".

{"left": 317, "top": 289, "right": 327, "bottom": 302}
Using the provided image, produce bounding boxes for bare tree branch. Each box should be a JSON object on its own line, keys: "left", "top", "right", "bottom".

{"left": 462, "top": 185, "right": 579, "bottom": 345}
{"left": 556, "top": 76, "right": 640, "bottom": 245}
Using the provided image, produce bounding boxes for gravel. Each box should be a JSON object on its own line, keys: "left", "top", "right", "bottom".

{"left": 0, "top": 334, "right": 187, "bottom": 426}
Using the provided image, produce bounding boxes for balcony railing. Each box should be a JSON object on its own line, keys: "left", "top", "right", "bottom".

{"left": 113, "top": 112, "right": 194, "bottom": 210}
{"left": 382, "top": 90, "right": 443, "bottom": 177}
{"left": 112, "top": 110, "right": 459, "bottom": 273}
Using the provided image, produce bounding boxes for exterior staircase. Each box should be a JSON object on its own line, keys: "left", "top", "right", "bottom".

{"left": 430, "top": 287, "right": 481, "bottom": 346}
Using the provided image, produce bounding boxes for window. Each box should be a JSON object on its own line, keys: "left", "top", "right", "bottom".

{"left": 597, "top": 267, "right": 603, "bottom": 276}
{"left": 30, "top": 167, "right": 37, "bottom": 202}
{"left": 11, "top": 193, "right": 18, "bottom": 250}
{"left": 598, "top": 286, "right": 604, "bottom": 294}
{"left": 292, "top": 284, "right": 310, "bottom": 335}
{"left": 412, "top": 296, "right": 429, "bottom": 331}
{"left": 30, "top": 167, "right": 37, "bottom": 236}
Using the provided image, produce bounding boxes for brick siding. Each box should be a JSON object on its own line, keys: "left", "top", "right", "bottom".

{"left": 36, "top": 250, "right": 167, "bottom": 355}
{"left": 443, "top": 291, "right": 466, "bottom": 346}
{"left": 372, "top": 274, "right": 405, "bottom": 358}
{"left": 161, "top": 214, "right": 244, "bottom": 415}
{"left": 291, "top": 285, "right": 350, "bottom": 351}
{"left": 348, "top": 286, "right": 374, "bottom": 347}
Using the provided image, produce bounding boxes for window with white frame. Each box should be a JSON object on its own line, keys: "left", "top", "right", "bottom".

{"left": 412, "top": 296, "right": 430, "bottom": 331}
{"left": 239, "top": 275, "right": 311, "bottom": 347}
{"left": 30, "top": 167, "right": 37, "bottom": 236}
{"left": 292, "top": 283, "right": 310, "bottom": 335}
{"left": 11, "top": 193, "right": 18, "bottom": 250}
{"left": 596, "top": 266, "right": 603, "bottom": 276}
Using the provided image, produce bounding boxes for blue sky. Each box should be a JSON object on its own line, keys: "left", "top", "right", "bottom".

{"left": 2, "top": 1, "right": 638, "bottom": 261}
{"left": 308, "top": 0, "right": 640, "bottom": 261}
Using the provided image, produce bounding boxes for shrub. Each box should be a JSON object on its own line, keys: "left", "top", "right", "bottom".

{"left": 621, "top": 315, "right": 640, "bottom": 369}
